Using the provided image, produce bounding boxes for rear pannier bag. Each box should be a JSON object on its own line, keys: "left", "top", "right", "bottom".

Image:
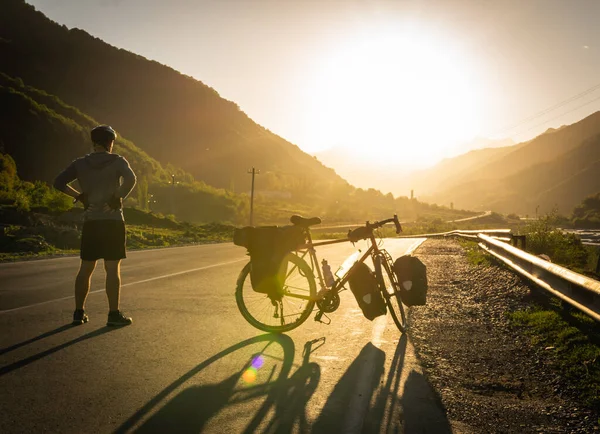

{"left": 234, "top": 225, "right": 305, "bottom": 299}
{"left": 348, "top": 262, "right": 387, "bottom": 320}
{"left": 393, "top": 255, "right": 428, "bottom": 306}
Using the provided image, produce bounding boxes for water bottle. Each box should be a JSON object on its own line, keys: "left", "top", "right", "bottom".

{"left": 321, "top": 259, "right": 335, "bottom": 288}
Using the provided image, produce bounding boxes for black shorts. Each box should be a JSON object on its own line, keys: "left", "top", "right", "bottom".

{"left": 81, "top": 220, "right": 126, "bottom": 261}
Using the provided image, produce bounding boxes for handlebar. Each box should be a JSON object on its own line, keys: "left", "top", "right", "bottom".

{"left": 347, "top": 214, "right": 402, "bottom": 242}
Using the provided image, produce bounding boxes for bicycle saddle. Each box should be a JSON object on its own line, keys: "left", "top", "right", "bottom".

{"left": 290, "top": 215, "right": 322, "bottom": 227}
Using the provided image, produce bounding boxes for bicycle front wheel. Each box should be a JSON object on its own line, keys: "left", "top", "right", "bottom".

{"left": 236, "top": 252, "right": 316, "bottom": 333}
{"left": 374, "top": 253, "right": 407, "bottom": 332}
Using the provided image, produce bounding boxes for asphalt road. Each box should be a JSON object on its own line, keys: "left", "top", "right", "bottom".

{"left": 0, "top": 238, "right": 455, "bottom": 433}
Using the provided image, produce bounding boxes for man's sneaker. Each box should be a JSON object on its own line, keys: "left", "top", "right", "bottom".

{"left": 72, "top": 309, "right": 89, "bottom": 326}
{"left": 107, "top": 310, "right": 133, "bottom": 327}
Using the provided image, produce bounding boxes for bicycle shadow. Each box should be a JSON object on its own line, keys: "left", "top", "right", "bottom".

{"left": 312, "top": 341, "right": 386, "bottom": 433}
{"left": 116, "top": 334, "right": 323, "bottom": 434}
{"left": 314, "top": 334, "right": 452, "bottom": 433}
{"left": 0, "top": 326, "right": 116, "bottom": 376}
{"left": 368, "top": 334, "right": 452, "bottom": 433}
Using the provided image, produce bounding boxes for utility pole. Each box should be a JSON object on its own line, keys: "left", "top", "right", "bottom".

{"left": 171, "top": 174, "right": 176, "bottom": 216}
{"left": 248, "top": 167, "right": 260, "bottom": 226}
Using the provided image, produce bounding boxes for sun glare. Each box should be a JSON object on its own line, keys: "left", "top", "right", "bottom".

{"left": 304, "top": 23, "right": 481, "bottom": 167}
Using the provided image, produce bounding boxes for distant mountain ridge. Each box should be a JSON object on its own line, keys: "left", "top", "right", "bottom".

{"left": 315, "top": 137, "right": 515, "bottom": 197}
{"left": 416, "top": 111, "right": 600, "bottom": 215}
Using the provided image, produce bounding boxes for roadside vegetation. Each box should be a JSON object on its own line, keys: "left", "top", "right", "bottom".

{"left": 509, "top": 301, "right": 600, "bottom": 410}
{"left": 0, "top": 209, "right": 234, "bottom": 262}
{"left": 453, "top": 207, "right": 600, "bottom": 413}
{"left": 516, "top": 209, "right": 597, "bottom": 276}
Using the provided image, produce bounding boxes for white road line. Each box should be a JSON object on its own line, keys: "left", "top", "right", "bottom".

{"left": 406, "top": 238, "right": 427, "bottom": 255}
{"left": 0, "top": 258, "right": 246, "bottom": 314}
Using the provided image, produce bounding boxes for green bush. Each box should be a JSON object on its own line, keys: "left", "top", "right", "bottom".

{"left": 0, "top": 153, "right": 17, "bottom": 192}
{"left": 522, "top": 210, "right": 589, "bottom": 271}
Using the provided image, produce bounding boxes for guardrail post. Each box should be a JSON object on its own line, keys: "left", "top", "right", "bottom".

{"left": 512, "top": 235, "right": 527, "bottom": 250}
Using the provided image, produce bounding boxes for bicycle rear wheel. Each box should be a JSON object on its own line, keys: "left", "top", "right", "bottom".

{"left": 236, "top": 252, "right": 316, "bottom": 333}
{"left": 374, "top": 252, "right": 407, "bottom": 332}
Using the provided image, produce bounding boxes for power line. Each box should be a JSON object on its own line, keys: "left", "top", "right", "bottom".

{"left": 491, "top": 82, "right": 600, "bottom": 137}
{"left": 510, "top": 94, "right": 600, "bottom": 138}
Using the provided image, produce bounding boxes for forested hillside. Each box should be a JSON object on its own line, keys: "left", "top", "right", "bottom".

{"left": 0, "top": 73, "right": 242, "bottom": 223}
{"left": 0, "top": 0, "right": 347, "bottom": 199}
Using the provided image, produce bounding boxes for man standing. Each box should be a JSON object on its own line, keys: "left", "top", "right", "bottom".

{"left": 54, "top": 125, "right": 137, "bottom": 326}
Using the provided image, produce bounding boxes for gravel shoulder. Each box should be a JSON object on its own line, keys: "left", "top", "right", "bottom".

{"left": 410, "top": 239, "right": 599, "bottom": 434}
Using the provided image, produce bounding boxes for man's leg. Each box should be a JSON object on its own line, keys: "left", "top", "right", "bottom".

{"left": 105, "top": 259, "right": 132, "bottom": 326}
{"left": 104, "top": 259, "right": 121, "bottom": 311}
{"left": 75, "top": 260, "right": 97, "bottom": 310}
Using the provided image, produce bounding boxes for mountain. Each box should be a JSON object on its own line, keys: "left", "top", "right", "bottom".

{"left": 315, "top": 137, "right": 516, "bottom": 198}
{"left": 0, "top": 0, "right": 346, "bottom": 199}
{"left": 419, "top": 112, "right": 600, "bottom": 215}
{"left": 0, "top": 72, "right": 241, "bottom": 223}
{"left": 401, "top": 145, "right": 519, "bottom": 198}
{"left": 441, "top": 136, "right": 515, "bottom": 160}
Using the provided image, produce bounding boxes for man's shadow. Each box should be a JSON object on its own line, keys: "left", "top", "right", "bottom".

{"left": 0, "top": 326, "right": 116, "bottom": 376}
{"left": 0, "top": 324, "right": 74, "bottom": 356}
{"left": 117, "top": 334, "right": 322, "bottom": 434}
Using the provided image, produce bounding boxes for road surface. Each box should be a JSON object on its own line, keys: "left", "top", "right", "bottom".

{"left": 0, "top": 238, "right": 455, "bottom": 433}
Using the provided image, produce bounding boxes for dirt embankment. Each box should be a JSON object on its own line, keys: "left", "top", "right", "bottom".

{"left": 410, "top": 239, "right": 599, "bottom": 434}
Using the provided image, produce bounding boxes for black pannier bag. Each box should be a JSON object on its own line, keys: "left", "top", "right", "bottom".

{"left": 234, "top": 225, "right": 305, "bottom": 299}
{"left": 233, "top": 226, "right": 253, "bottom": 248}
{"left": 348, "top": 262, "right": 387, "bottom": 320}
{"left": 393, "top": 255, "right": 428, "bottom": 306}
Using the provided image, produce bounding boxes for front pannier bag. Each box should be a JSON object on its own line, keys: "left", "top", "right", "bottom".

{"left": 348, "top": 262, "right": 387, "bottom": 320}
{"left": 393, "top": 255, "right": 428, "bottom": 306}
{"left": 234, "top": 225, "right": 305, "bottom": 299}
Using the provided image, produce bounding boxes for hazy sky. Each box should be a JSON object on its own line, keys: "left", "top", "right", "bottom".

{"left": 26, "top": 0, "right": 600, "bottom": 168}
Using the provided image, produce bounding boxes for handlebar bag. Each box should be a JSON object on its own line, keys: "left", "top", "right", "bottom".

{"left": 393, "top": 255, "right": 428, "bottom": 306}
{"left": 348, "top": 262, "right": 387, "bottom": 320}
{"left": 236, "top": 225, "right": 305, "bottom": 299}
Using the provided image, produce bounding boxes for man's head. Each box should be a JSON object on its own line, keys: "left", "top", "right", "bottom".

{"left": 91, "top": 125, "right": 117, "bottom": 152}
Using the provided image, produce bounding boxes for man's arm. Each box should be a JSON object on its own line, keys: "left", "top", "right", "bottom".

{"left": 53, "top": 162, "right": 80, "bottom": 199}
{"left": 116, "top": 157, "right": 137, "bottom": 199}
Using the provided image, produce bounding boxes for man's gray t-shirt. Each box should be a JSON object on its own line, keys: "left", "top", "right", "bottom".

{"left": 54, "top": 152, "right": 136, "bottom": 221}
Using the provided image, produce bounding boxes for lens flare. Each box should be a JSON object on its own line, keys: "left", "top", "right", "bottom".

{"left": 242, "top": 367, "right": 257, "bottom": 384}
{"left": 251, "top": 355, "right": 264, "bottom": 369}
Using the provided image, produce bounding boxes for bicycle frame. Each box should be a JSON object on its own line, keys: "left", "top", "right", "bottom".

{"left": 287, "top": 229, "right": 383, "bottom": 302}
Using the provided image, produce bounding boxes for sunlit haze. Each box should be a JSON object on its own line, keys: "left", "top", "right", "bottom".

{"left": 26, "top": 0, "right": 600, "bottom": 169}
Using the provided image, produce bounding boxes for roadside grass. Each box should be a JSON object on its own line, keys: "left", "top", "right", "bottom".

{"left": 126, "top": 222, "right": 233, "bottom": 249}
{"left": 509, "top": 303, "right": 600, "bottom": 409}
{"left": 0, "top": 221, "right": 235, "bottom": 262}
{"left": 0, "top": 248, "right": 78, "bottom": 262}
{"left": 311, "top": 232, "right": 347, "bottom": 240}
{"left": 457, "top": 239, "right": 494, "bottom": 266}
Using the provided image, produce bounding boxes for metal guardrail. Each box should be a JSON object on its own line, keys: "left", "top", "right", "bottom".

{"left": 477, "top": 234, "right": 600, "bottom": 322}
{"left": 314, "top": 224, "right": 600, "bottom": 317}
{"left": 396, "top": 228, "right": 512, "bottom": 240}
